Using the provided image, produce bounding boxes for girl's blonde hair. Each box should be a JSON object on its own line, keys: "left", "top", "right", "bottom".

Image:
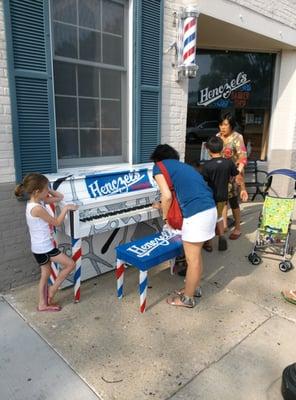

{"left": 14, "top": 173, "right": 49, "bottom": 198}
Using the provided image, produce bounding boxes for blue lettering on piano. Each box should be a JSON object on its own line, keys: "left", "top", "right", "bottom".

{"left": 85, "top": 169, "right": 152, "bottom": 198}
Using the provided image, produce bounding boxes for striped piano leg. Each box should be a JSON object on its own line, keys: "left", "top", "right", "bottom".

{"left": 139, "top": 270, "right": 148, "bottom": 313}
{"left": 48, "top": 203, "right": 59, "bottom": 293}
{"left": 116, "top": 259, "right": 125, "bottom": 299}
{"left": 72, "top": 237, "right": 82, "bottom": 303}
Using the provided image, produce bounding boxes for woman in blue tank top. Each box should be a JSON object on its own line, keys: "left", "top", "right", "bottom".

{"left": 151, "top": 144, "right": 217, "bottom": 308}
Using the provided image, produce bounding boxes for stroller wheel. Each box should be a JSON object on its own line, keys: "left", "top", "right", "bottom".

{"left": 279, "top": 261, "right": 293, "bottom": 272}
{"left": 248, "top": 252, "right": 262, "bottom": 265}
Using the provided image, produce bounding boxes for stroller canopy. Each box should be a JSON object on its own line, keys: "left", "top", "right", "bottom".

{"left": 267, "top": 169, "right": 296, "bottom": 180}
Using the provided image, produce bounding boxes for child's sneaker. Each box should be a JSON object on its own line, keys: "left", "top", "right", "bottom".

{"left": 218, "top": 236, "right": 228, "bottom": 251}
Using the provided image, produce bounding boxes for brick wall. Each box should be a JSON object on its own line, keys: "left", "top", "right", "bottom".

{"left": 228, "top": 0, "right": 296, "bottom": 30}
{"left": 161, "top": 0, "right": 189, "bottom": 159}
{"left": 0, "top": 0, "right": 15, "bottom": 184}
{"left": 0, "top": 0, "right": 38, "bottom": 292}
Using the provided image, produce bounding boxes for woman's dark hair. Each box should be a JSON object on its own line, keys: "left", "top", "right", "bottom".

{"left": 219, "top": 112, "right": 236, "bottom": 131}
{"left": 150, "top": 144, "right": 180, "bottom": 162}
{"left": 206, "top": 136, "right": 223, "bottom": 153}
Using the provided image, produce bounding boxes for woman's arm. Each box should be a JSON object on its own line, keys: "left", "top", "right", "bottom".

{"left": 154, "top": 174, "right": 172, "bottom": 221}
{"left": 31, "top": 204, "right": 78, "bottom": 226}
{"left": 235, "top": 134, "right": 248, "bottom": 173}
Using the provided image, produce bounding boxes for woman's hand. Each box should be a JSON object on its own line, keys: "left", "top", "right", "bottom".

{"left": 152, "top": 201, "right": 161, "bottom": 210}
{"left": 240, "top": 190, "right": 248, "bottom": 202}
{"left": 66, "top": 204, "right": 78, "bottom": 211}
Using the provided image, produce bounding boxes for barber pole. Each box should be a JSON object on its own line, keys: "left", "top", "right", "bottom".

{"left": 182, "top": 16, "right": 196, "bottom": 66}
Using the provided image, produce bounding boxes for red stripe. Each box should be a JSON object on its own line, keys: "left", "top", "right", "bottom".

{"left": 140, "top": 299, "right": 146, "bottom": 313}
{"left": 184, "top": 19, "right": 195, "bottom": 33}
{"left": 75, "top": 287, "right": 80, "bottom": 302}
{"left": 50, "top": 266, "right": 57, "bottom": 279}
{"left": 72, "top": 248, "right": 82, "bottom": 262}
{"left": 115, "top": 264, "right": 125, "bottom": 279}
{"left": 183, "top": 47, "right": 195, "bottom": 61}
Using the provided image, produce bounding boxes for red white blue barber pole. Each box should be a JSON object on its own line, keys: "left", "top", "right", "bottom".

{"left": 176, "top": 6, "right": 199, "bottom": 79}
{"left": 72, "top": 237, "right": 82, "bottom": 302}
{"left": 182, "top": 15, "right": 196, "bottom": 66}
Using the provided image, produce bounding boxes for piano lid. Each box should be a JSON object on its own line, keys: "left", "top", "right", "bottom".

{"left": 46, "top": 163, "right": 158, "bottom": 203}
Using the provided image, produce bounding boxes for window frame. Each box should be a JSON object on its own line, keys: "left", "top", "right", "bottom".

{"left": 49, "top": 0, "right": 129, "bottom": 169}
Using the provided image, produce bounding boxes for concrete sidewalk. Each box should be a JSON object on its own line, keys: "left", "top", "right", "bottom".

{"left": 2, "top": 202, "right": 296, "bottom": 400}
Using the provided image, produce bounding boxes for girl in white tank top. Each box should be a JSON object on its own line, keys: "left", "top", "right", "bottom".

{"left": 15, "top": 173, "right": 77, "bottom": 312}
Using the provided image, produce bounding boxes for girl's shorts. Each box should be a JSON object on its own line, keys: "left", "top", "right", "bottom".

{"left": 181, "top": 207, "right": 217, "bottom": 243}
{"left": 33, "top": 248, "right": 61, "bottom": 266}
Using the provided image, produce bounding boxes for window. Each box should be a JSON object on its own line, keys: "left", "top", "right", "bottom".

{"left": 186, "top": 50, "right": 275, "bottom": 164}
{"left": 51, "top": 0, "right": 127, "bottom": 168}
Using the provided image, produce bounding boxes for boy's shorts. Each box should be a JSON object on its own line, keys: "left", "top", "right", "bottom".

{"left": 33, "top": 248, "right": 61, "bottom": 266}
{"left": 216, "top": 201, "right": 226, "bottom": 220}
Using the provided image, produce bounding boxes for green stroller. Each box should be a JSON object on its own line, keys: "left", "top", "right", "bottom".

{"left": 248, "top": 169, "right": 296, "bottom": 272}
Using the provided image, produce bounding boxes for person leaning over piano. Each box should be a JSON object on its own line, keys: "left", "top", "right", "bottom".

{"left": 150, "top": 144, "right": 217, "bottom": 309}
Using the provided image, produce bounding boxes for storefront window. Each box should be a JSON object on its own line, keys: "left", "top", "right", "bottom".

{"left": 51, "top": 0, "right": 127, "bottom": 168}
{"left": 186, "top": 50, "right": 275, "bottom": 164}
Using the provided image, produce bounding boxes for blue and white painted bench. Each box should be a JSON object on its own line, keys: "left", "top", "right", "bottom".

{"left": 115, "top": 230, "right": 183, "bottom": 312}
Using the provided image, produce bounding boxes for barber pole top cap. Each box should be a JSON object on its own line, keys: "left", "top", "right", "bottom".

{"left": 183, "top": 6, "right": 199, "bottom": 19}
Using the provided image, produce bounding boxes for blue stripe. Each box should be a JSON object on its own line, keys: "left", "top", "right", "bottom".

{"left": 117, "top": 285, "right": 123, "bottom": 298}
{"left": 72, "top": 238, "right": 79, "bottom": 247}
{"left": 74, "top": 267, "right": 81, "bottom": 282}
{"left": 139, "top": 276, "right": 148, "bottom": 294}
{"left": 183, "top": 32, "right": 195, "bottom": 48}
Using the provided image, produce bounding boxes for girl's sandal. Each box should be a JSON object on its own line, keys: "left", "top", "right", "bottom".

{"left": 167, "top": 294, "right": 196, "bottom": 308}
{"left": 175, "top": 287, "right": 202, "bottom": 298}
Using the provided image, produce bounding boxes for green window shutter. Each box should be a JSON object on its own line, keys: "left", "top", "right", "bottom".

{"left": 133, "top": 0, "right": 164, "bottom": 163}
{"left": 4, "top": 0, "right": 56, "bottom": 181}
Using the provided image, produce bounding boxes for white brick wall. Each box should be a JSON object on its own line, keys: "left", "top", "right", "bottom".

{"left": 0, "top": 0, "right": 15, "bottom": 184}
{"left": 161, "top": 0, "right": 189, "bottom": 160}
{"left": 228, "top": 0, "right": 296, "bottom": 30}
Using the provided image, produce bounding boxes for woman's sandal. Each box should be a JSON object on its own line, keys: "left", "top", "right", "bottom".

{"left": 281, "top": 289, "right": 296, "bottom": 305}
{"left": 167, "top": 294, "right": 196, "bottom": 308}
{"left": 202, "top": 243, "right": 213, "bottom": 252}
{"left": 175, "top": 287, "right": 202, "bottom": 298}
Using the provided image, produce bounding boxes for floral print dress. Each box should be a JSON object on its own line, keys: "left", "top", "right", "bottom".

{"left": 217, "top": 131, "right": 247, "bottom": 199}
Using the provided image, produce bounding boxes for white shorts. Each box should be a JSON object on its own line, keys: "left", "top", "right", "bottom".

{"left": 181, "top": 207, "right": 217, "bottom": 243}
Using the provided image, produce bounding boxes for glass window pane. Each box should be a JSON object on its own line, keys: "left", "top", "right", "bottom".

{"left": 57, "top": 129, "right": 79, "bottom": 158}
{"left": 52, "top": 0, "right": 77, "bottom": 24}
{"left": 102, "top": 0, "right": 124, "bottom": 35}
{"left": 54, "top": 61, "right": 76, "bottom": 96}
{"left": 79, "top": 98, "right": 100, "bottom": 128}
{"left": 78, "top": 65, "right": 100, "bottom": 97}
{"left": 101, "top": 69, "right": 121, "bottom": 99}
{"left": 55, "top": 97, "right": 77, "bottom": 127}
{"left": 80, "top": 129, "right": 101, "bottom": 157}
{"left": 102, "top": 130, "right": 121, "bottom": 156}
{"left": 54, "top": 23, "right": 77, "bottom": 58}
{"left": 101, "top": 100, "right": 120, "bottom": 128}
{"left": 79, "top": 28, "right": 101, "bottom": 62}
{"left": 103, "top": 34, "right": 123, "bottom": 66}
{"left": 78, "top": 0, "right": 101, "bottom": 30}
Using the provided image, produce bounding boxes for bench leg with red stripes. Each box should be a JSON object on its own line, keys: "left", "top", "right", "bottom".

{"left": 116, "top": 259, "right": 125, "bottom": 299}
{"left": 139, "top": 270, "right": 148, "bottom": 313}
{"left": 72, "top": 237, "right": 82, "bottom": 303}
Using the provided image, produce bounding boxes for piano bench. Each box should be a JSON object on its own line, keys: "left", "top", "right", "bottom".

{"left": 115, "top": 231, "right": 183, "bottom": 313}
